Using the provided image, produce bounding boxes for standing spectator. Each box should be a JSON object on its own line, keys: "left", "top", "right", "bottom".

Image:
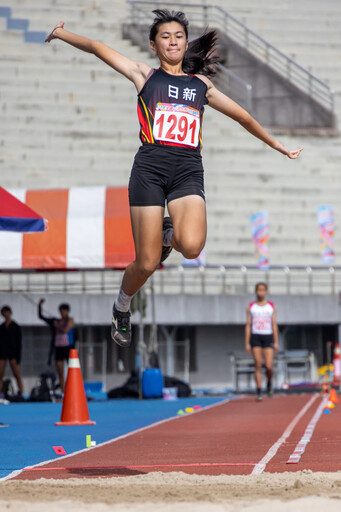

{"left": 0, "top": 306, "right": 24, "bottom": 396}
{"left": 38, "top": 299, "right": 74, "bottom": 393}
{"left": 245, "top": 283, "right": 279, "bottom": 401}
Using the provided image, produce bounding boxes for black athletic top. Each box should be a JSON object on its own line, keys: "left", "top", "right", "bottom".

{"left": 137, "top": 68, "right": 208, "bottom": 150}
{"left": 0, "top": 320, "right": 22, "bottom": 362}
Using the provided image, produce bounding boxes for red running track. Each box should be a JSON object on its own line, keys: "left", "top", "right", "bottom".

{"left": 13, "top": 394, "right": 341, "bottom": 479}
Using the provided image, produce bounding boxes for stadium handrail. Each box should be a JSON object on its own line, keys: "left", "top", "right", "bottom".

{"left": 0, "top": 265, "right": 338, "bottom": 295}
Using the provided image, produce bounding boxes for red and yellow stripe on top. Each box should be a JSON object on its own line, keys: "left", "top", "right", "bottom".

{"left": 137, "top": 96, "right": 155, "bottom": 144}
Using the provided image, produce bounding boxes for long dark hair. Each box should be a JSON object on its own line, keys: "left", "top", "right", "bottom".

{"left": 149, "top": 9, "right": 218, "bottom": 77}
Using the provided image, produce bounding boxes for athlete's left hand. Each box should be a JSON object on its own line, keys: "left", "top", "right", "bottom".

{"left": 274, "top": 344, "right": 279, "bottom": 352}
{"left": 275, "top": 140, "right": 303, "bottom": 159}
{"left": 286, "top": 148, "right": 304, "bottom": 159}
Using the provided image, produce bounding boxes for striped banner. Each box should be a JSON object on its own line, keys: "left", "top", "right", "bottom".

{"left": 250, "top": 211, "right": 270, "bottom": 270}
{"left": 0, "top": 187, "right": 135, "bottom": 269}
{"left": 317, "top": 205, "right": 335, "bottom": 264}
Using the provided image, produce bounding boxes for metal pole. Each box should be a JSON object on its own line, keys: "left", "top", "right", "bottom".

{"left": 101, "top": 270, "right": 105, "bottom": 294}
{"left": 178, "top": 265, "right": 185, "bottom": 294}
{"left": 199, "top": 266, "right": 205, "bottom": 295}
{"left": 184, "top": 338, "right": 190, "bottom": 383}
{"left": 329, "top": 267, "right": 335, "bottom": 295}
{"left": 284, "top": 266, "right": 291, "bottom": 295}
{"left": 306, "top": 266, "right": 312, "bottom": 295}
{"left": 220, "top": 265, "right": 226, "bottom": 294}
{"left": 241, "top": 266, "right": 247, "bottom": 294}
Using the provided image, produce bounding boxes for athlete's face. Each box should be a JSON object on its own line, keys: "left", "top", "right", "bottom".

{"left": 59, "top": 307, "right": 69, "bottom": 320}
{"left": 1, "top": 309, "right": 11, "bottom": 321}
{"left": 150, "top": 22, "right": 188, "bottom": 65}
{"left": 256, "top": 284, "right": 267, "bottom": 301}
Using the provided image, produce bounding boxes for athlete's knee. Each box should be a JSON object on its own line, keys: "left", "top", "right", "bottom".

{"left": 135, "top": 258, "right": 159, "bottom": 276}
{"left": 254, "top": 362, "right": 262, "bottom": 371}
{"left": 176, "top": 238, "right": 204, "bottom": 260}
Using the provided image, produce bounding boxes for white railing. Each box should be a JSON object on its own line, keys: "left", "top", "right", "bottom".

{"left": 0, "top": 265, "right": 339, "bottom": 295}
{"left": 127, "top": 0, "right": 335, "bottom": 114}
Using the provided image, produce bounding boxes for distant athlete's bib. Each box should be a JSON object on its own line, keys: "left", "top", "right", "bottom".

{"left": 250, "top": 302, "right": 275, "bottom": 335}
{"left": 55, "top": 332, "right": 69, "bottom": 347}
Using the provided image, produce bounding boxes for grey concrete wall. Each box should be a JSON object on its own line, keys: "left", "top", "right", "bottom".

{"left": 1, "top": 292, "right": 340, "bottom": 326}
{"left": 217, "top": 32, "right": 335, "bottom": 129}
{"left": 191, "top": 325, "right": 243, "bottom": 386}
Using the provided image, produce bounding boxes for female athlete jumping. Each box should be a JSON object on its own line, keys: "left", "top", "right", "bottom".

{"left": 46, "top": 10, "right": 302, "bottom": 348}
{"left": 245, "top": 282, "right": 279, "bottom": 401}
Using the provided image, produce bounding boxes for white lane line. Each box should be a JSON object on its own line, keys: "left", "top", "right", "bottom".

{"left": 0, "top": 470, "right": 23, "bottom": 482}
{"left": 286, "top": 397, "right": 327, "bottom": 464}
{"left": 0, "top": 397, "right": 234, "bottom": 482}
{"left": 252, "top": 394, "right": 319, "bottom": 474}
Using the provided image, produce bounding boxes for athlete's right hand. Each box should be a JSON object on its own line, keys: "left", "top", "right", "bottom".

{"left": 45, "top": 21, "right": 64, "bottom": 43}
{"left": 245, "top": 344, "right": 251, "bottom": 354}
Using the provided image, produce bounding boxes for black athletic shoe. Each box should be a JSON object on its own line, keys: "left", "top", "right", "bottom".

{"left": 111, "top": 304, "right": 131, "bottom": 347}
{"left": 161, "top": 216, "right": 173, "bottom": 263}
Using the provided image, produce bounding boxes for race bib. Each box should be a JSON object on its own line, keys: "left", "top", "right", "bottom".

{"left": 153, "top": 103, "right": 200, "bottom": 147}
{"left": 254, "top": 318, "right": 271, "bottom": 331}
{"left": 55, "top": 332, "right": 69, "bottom": 347}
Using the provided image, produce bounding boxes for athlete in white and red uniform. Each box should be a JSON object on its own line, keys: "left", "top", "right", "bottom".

{"left": 245, "top": 282, "right": 279, "bottom": 401}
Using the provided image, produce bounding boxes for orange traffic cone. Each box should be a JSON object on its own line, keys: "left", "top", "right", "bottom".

{"left": 56, "top": 349, "right": 95, "bottom": 426}
{"left": 332, "top": 343, "right": 341, "bottom": 387}
{"left": 329, "top": 388, "right": 340, "bottom": 404}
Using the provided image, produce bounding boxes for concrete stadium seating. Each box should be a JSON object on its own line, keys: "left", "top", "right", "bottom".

{"left": 1, "top": 0, "right": 341, "bottom": 266}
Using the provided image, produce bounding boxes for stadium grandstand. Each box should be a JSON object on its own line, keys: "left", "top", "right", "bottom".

{"left": 1, "top": 0, "right": 341, "bottom": 393}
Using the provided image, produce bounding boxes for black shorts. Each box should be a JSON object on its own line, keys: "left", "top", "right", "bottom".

{"left": 55, "top": 346, "right": 72, "bottom": 362}
{"left": 129, "top": 144, "right": 205, "bottom": 207}
{"left": 250, "top": 334, "right": 274, "bottom": 349}
{"left": 0, "top": 344, "right": 21, "bottom": 363}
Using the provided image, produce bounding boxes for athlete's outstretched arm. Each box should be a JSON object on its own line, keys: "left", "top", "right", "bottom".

{"left": 200, "top": 77, "right": 303, "bottom": 159}
{"left": 45, "top": 22, "right": 150, "bottom": 90}
{"left": 272, "top": 306, "right": 279, "bottom": 352}
{"left": 245, "top": 308, "right": 252, "bottom": 354}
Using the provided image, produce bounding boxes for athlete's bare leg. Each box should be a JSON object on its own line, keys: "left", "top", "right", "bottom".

{"left": 56, "top": 360, "right": 65, "bottom": 393}
{"left": 113, "top": 198, "right": 205, "bottom": 347}
{"left": 9, "top": 359, "right": 24, "bottom": 393}
{"left": 121, "top": 206, "right": 165, "bottom": 296}
{"left": 121, "top": 196, "right": 205, "bottom": 295}
{"left": 252, "top": 347, "right": 263, "bottom": 390}
{"left": 263, "top": 347, "right": 274, "bottom": 393}
{"left": 167, "top": 195, "right": 207, "bottom": 258}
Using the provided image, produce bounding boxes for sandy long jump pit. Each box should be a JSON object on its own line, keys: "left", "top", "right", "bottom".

{"left": 1, "top": 471, "right": 341, "bottom": 511}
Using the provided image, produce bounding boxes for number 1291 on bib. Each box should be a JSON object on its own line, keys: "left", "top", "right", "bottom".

{"left": 153, "top": 103, "right": 200, "bottom": 148}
